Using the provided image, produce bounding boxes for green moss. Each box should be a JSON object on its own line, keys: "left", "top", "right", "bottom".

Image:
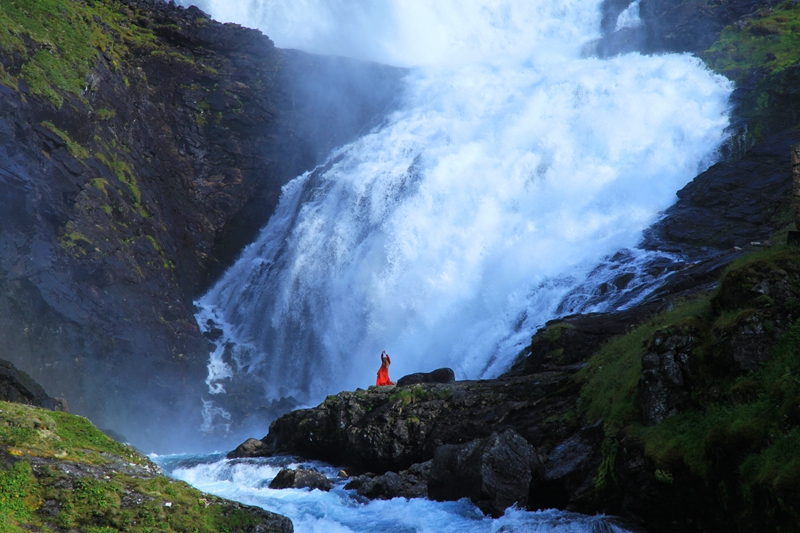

{"left": 60, "top": 221, "right": 92, "bottom": 253}
{"left": 542, "top": 323, "right": 575, "bottom": 343}
{"left": 0, "top": 0, "right": 156, "bottom": 107}
{"left": 95, "top": 152, "right": 146, "bottom": 217}
{"left": 389, "top": 385, "right": 451, "bottom": 406}
{"left": 97, "top": 108, "right": 116, "bottom": 121}
{"left": 701, "top": 2, "right": 800, "bottom": 144}
{"left": 40, "top": 120, "right": 89, "bottom": 160}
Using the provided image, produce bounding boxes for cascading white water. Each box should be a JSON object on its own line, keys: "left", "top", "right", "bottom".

{"left": 154, "top": 453, "right": 638, "bottom": 533}
{"left": 185, "top": 0, "right": 733, "bottom": 418}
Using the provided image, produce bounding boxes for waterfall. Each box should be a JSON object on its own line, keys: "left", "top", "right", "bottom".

{"left": 183, "top": 0, "right": 733, "bottom": 433}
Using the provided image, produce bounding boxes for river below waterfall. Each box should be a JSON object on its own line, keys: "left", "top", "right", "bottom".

{"left": 153, "top": 453, "right": 636, "bottom": 533}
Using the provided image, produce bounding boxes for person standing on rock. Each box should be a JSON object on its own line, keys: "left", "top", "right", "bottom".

{"left": 376, "top": 350, "right": 394, "bottom": 386}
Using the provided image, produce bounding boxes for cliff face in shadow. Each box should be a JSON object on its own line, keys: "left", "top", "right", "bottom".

{"left": 0, "top": 0, "right": 404, "bottom": 452}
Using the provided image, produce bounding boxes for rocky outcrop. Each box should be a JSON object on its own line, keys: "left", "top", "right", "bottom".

{"left": 0, "top": 0, "right": 403, "bottom": 451}
{"left": 641, "top": 130, "right": 798, "bottom": 256}
{"left": 0, "top": 358, "right": 66, "bottom": 412}
{"left": 269, "top": 467, "right": 332, "bottom": 492}
{"left": 639, "top": 322, "right": 700, "bottom": 425}
{"left": 396, "top": 368, "right": 455, "bottom": 387}
{"left": 345, "top": 461, "right": 430, "bottom": 500}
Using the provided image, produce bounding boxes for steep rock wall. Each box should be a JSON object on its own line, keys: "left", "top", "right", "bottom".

{"left": 0, "top": 0, "right": 403, "bottom": 451}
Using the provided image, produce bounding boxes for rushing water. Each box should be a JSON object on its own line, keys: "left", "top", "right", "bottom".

{"left": 182, "top": 0, "right": 733, "bottom": 428}
{"left": 154, "top": 453, "right": 637, "bottom": 533}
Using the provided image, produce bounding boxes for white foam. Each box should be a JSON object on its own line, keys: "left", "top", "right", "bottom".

{"left": 156, "top": 454, "right": 637, "bottom": 533}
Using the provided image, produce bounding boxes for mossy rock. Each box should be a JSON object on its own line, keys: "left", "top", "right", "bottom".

{"left": 0, "top": 401, "right": 292, "bottom": 533}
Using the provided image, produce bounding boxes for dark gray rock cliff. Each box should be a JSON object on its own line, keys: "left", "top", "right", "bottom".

{"left": 0, "top": 0, "right": 404, "bottom": 451}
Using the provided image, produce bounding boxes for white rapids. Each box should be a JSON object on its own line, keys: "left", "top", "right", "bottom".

{"left": 155, "top": 453, "right": 639, "bottom": 533}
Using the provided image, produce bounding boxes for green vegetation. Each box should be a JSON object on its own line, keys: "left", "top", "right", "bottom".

{"left": 0, "top": 0, "right": 155, "bottom": 107}
{"left": 40, "top": 120, "right": 89, "bottom": 160}
{"left": 95, "top": 152, "right": 146, "bottom": 217}
{"left": 389, "top": 385, "right": 451, "bottom": 406}
{"left": 577, "top": 245, "right": 800, "bottom": 529}
{"left": 0, "top": 401, "right": 141, "bottom": 465}
{"left": 0, "top": 461, "right": 38, "bottom": 532}
{"left": 702, "top": 1, "right": 800, "bottom": 144}
{"left": 97, "top": 108, "right": 116, "bottom": 121}
{"left": 60, "top": 221, "right": 93, "bottom": 253}
{"left": 0, "top": 401, "right": 284, "bottom": 533}
{"left": 576, "top": 300, "right": 709, "bottom": 430}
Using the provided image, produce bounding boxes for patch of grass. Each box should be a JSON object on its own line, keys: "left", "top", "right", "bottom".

{"left": 578, "top": 246, "right": 800, "bottom": 527}
{"left": 95, "top": 152, "right": 146, "bottom": 217}
{"left": 97, "top": 108, "right": 116, "bottom": 121}
{"left": 0, "top": 0, "right": 156, "bottom": 107}
{"left": 41, "top": 120, "right": 89, "bottom": 160}
{"left": 0, "top": 402, "right": 287, "bottom": 533}
{"left": 0, "top": 461, "right": 40, "bottom": 533}
{"left": 0, "top": 401, "right": 142, "bottom": 465}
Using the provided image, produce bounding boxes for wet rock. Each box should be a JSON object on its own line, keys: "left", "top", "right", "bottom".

{"left": 396, "top": 368, "right": 455, "bottom": 387}
{"left": 268, "top": 467, "right": 332, "bottom": 492}
{"left": 536, "top": 420, "right": 603, "bottom": 511}
{"left": 641, "top": 130, "right": 798, "bottom": 256}
{"left": 428, "top": 430, "right": 535, "bottom": 517}
{"left": 228, "top": 438, "right": 272, "bottom": 459}
{"left": 344, "top": 461, "right": 430, "bottom": 500}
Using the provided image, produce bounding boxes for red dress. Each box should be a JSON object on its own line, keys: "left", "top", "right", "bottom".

{"left": 376, "top": 354, "right": 392, "bottom": 386}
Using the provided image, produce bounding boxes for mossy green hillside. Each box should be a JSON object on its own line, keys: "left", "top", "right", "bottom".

{"left": 0, "top": 401, "right": 289, "bottom": 533}
{"left": 577, "top": 246, "right": 800, "bottom": 529}
{"left": 0, "top": 0, "right": 156, "bottom": 107}
{"left": 702, "top": 1, "right": 800, "bottom": 143}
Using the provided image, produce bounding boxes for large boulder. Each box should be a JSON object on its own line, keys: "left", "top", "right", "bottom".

{"left": 268, "top": 467, "right": 332, "bottom": 492}
{"left": 396, "top": 368, "right": 455, "bottom": 387}
{"left": 428, "top": 430, "right": 536, "bottom": 517}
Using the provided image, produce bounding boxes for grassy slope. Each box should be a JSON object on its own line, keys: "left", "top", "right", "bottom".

{"left": 576, "top": 246, "right": 800, "bottom": 530}
{"left": 0, "top": 401, "right": 288, "bottom": 533}
{"left": 0, "top": 0, "right": 156, "bottom": 107}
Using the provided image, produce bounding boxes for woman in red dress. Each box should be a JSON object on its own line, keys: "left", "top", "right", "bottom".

{"left": 376, "top": 350, "right": 394, "bottom": 386}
